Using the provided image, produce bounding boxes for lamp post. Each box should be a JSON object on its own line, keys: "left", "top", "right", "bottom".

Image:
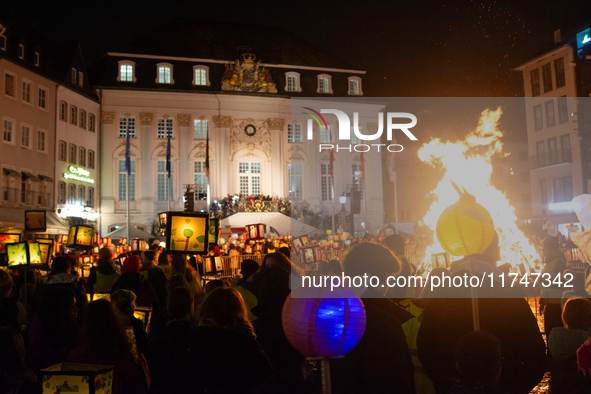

{"left": 339, "top": 194, "right": 347, "bottom": 233}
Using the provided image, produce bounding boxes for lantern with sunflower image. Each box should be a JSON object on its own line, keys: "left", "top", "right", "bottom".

{"left": 66, "top": 225, "right": 96, "bottom": 249}
{"left": 166, "top": 212, "right": 209, "bottom": 255}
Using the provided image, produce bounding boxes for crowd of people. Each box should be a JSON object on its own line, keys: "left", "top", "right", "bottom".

{"left": 212, "top": 194, "right": 291, "bottom": 219}
{"left": 1, "top": 230, "right": 591, "bottom": 393}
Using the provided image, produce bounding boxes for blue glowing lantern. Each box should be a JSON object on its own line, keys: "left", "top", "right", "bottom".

{"left": 282, "top": 287, "right": 366, "bottom": 358}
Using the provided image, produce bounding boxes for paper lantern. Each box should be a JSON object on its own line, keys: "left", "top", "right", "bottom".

{"left": 41, "top": 362, "right": 113, "bottom": 394}
{"left": 204, "top": 255, "right": 224, "bottom": 273}
{"left": 239, "top": 233, "right": 247, "bottom": 242}
{"left": 0, "top": 228, "right": 23, "bottom": 254}
{"left": 66, "top": 225, "right": 96, "bottom": 249}
{"left": 166, "top": 212, "right": 209, "bottom": 255}
{"left": 133, "top": 306, "right": 153, "bottom": 333}
{"left": 436, "top": 182, "right": 495, "bottom": 256}
{"left": 131, "top": 239, "right": 146, "bottom": 251}
{"left": 37, "top": 239, "right": 54, "bottom": 266}
{"left": 6, "top": 242, "right": 42, "bottom": 266}
{"left": 282, "top": 287, "right": 366, "bottom": 358}
{"left": 157, "top": 212, "right": 168, "bottom": 229}
{"left": 301, "top": 246, "right": 322, "bottom": 264}
{"left": 209, "top": 218, "right": 220, "bottom": 245}
{"left": 25, "top": 210, "right": 46, "bottom": 232}
{"left": 102, "top": 238, "right": 112, "bottom": 247}
{"left": 58, "top": 234, "right": 68, "bottom": 244}
{"left": 246, "top": 223, "right": 265, "bottom": 240}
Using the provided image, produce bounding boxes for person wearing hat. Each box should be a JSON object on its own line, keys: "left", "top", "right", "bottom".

{"left": 86, "top": 247, "right": 121, "bottom": 299}
{"left": 0, "top": 269, "right": 18, "bottom": 330}
{"left": 111, "top": 255, "right": 160, "bottom": 314}
{"left": 234, "top": 259, "right": 258, "bottom": 322}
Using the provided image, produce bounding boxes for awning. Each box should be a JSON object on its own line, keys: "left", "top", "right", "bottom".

{"left": 38, "top": 175, "right": 53, "bottom": 182}
{"left": 2, "top": 168, "right": 19, "bottom": 177}
{"left": 0, "top": 208, "right": 70, "bottom": 232}
{"left": 21, "top": 172, "right": 39, "bottom": 181}
{"left": 106, "top": 226, "right": 155, "bottom": 240}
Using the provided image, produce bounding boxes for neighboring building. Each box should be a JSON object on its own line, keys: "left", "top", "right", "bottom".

{"left": 515, "top": 33, "right": 581, "bottom": 234}
{"left": 92, "top": 19, "right": 384, "bottom": 236}
{"left": 54, "top": 43, "right": 100, "bottom": 227}
{"left": 0, "top": 18, "right": 66, "bottom": 232}
{"left": 0, "top": 18, "right": 99, "bottom": 234}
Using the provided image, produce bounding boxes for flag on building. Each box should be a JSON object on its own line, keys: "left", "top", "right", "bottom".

{"left": 205, "top": 129, "right": 210, "bottom": 178}
{"left": 125, "top": 122, "right": 131, "bottom": 175}
{"left": 166, "top": 133, "right": 171, "bottom": 178}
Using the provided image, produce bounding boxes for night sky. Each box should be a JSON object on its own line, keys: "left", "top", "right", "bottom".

{"left": 5, "top": 0, "right": 591, "bottom": 97}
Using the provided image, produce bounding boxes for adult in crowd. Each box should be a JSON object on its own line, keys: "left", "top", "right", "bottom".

{"left": 253, "top": 252, "right": 304, "bottom": 379}
{"left": 111, "top": 255, "right": 159, "bottom": 313}
{"left": 86, "top": 247, "right": 121, "bottom": 298}
{"left": 0, "top": 268, "right": 19, "bottom": 330}
{"left": 417, "top": 232, "right": 546, "bottom": 394}
{"left": 27, "top": 287, "right": 79, "bottom": 376}
{"left": 170, "top": 255, "right": 203, "bottom": 296}
{"left": 331, "top": 242, "right": 415, "bottom": 394}
{"left": 235, "top": 259, "right": 259, "bottom": 322}
{"left": 44, "top": 256, "right": 76, "bottom": 285}
{"left": 140, "top": 251, "right": 168, "bottom": 308}
{"left": 384, "top": 234, "right": 416, "bottom": 300}
{"left": 0, "top": 327, "right": 42, "bottom": 394}
{"left": 549, "top": 298, "right": 591, "bottom": 393}
{"left": 157, "top": 249, "right": 171, "bottom": 279}
{"left": 178, "top": 287, "right": 273, "bottom": 393}
{"left": 149, "top": 287, "right": 195, "bottom": 394}
{"left": 66, "top": 299, "right": 144, "bottom": 394}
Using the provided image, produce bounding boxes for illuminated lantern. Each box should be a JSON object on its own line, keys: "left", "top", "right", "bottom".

{"left": 246, "top": 223, "right": 265, "bottom": 241}
{"left": 66, "top": 225, "right": 96, "bottom": 249}
{"left": 166, "top": 212, "right": 209, "bottom": 255}
{"left": 436, "top": 182, "right": 495, "bottom": 256}
{"left": 6, "top": 242, "right": 42, "bottom": 266}
{"left": 282, "top": 286, "right": 366, "bottom": 358}
{"left": 131, "top": 239, "right": 146, "bottom": 251}
{"left": 37, "top": 239, "right": 55, "bottom": 266}
{"left": 41, "top": 363, "right": 113, "bottom": 394}
{"left": 24, "top": 210, "right": 46, "bottom": 232}
{"left": 102, "top": 238, "right": 112, "bottom": 247}
{"left": 157, "top": 212, "right": 168, "bottom": 229}
{"left": 209, "top": 218, "right": 220, "bottom": 246}
{"left": 0, "top": 228, "right": 24, "bottom": 254}
{"left": 58, "top": 234, "right": 68, "bottom": 244}
{"left": 301, "top": 246, "right": 322, "bottom": 264}
{"left": 239, "top": 233, "right": 247, "bottom": 242}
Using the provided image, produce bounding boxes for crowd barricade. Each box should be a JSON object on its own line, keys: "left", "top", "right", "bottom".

{"left": 219, "top": 254, "right": 265, "bottom": 278}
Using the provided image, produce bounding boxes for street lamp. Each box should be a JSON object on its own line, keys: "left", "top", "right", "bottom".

{"left": 339, "top": 194, "right": 347, "bottom": 234}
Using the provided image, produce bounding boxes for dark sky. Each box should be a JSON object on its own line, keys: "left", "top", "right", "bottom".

{"left": 5, "top": 0, "right": 591, "bottom": 97}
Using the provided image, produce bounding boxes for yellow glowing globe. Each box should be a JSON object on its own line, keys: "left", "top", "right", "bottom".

{"left": 436, "top": 200, "right": 495, "bottom": 256}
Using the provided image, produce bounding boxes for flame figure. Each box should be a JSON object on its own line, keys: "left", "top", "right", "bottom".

{"left": 417, "top": 107, "right": 539, "bottom": 272}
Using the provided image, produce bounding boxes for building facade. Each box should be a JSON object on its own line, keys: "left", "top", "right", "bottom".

{"left": 93, "top": 20, "right": 384, "bottom": 236}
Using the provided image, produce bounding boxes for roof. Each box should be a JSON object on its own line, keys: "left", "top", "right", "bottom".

{"left": 114, "top": 18, "right": 360, "bottom": 71}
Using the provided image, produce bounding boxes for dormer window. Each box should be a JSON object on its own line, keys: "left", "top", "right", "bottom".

{"left": 34, "top": 51, "right": 40, "bottom": 66}
{"left": 71, "top": 68, "right": 77, "bottom": 84}
{"left": 285, "top": 72, "right": 301, "bottom": 92}
{"left": 348, "top": 76, "right": 363, "bottom": 96}
{"left": 317, "top": 74, "right": 332, "bottom": 94}
{"left": 18, "top": 44, "right": 24, "bottom": 59}
{"left": 156, "top": 63, "right": 174, "bottom": 84}
{"left": 78, "top": 71, "right": 83, "bottom": 87}
{"left": 118, "top": 60, "right": 136, "bottom": 82}
{"left": 193, "top": 65, "right": 210, "bottom": 86}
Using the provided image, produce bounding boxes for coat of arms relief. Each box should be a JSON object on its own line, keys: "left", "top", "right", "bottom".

{"left": 221, "top": 53, "right": 277, "bottom": 93}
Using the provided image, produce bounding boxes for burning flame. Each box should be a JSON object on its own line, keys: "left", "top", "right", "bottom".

{"left": 417, "top": 107, "right": 539, "bottom": 272}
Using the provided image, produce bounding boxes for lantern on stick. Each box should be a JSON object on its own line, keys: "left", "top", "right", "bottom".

{"left": 37, "top": 238, "right": 55, "bottom": 267}
{"left": 282, "top": 287, "right": 366, "bottom": 394}
{"left": 6, "top": 242, "right": 42, "bottom": 266}
{"left": 66, "top": 225, "right": 96, "bottom": 249}
{"left": 246, "top": 223, "right": 265, "bottom": 240}
{"left": 0, "top": 228, "right": 24, "bottom": 254}
{"left": 166, "top": 212, "right": 209, "bottom": 255}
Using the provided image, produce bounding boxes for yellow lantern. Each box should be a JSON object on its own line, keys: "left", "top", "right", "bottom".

{"left": 166, "top": 212, "right": 209, "bottom": 255}
{"left": 436, "top": 182, "right": 495, "bottom": 256}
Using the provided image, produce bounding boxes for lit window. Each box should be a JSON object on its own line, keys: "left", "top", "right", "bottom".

{"left": 157, "top": 119, "right": 173, "bottom": 138}
{"left": 288, "top": 124, "right": 301, "bottom": 143}
{"left": 194, "top": 161, "right": 208, "bottom": 195}
{"left": 193, "top": 66, "right": 209, "bottom": 86}
{"left": 119, "top": 117, "right": 136, "bottom": 137}
{"left": 320, "top": 125, "right": 333, "bottom": 143}
{"left": 118, "top": 61, "right": 136, "bottom": 82}
{"left": 317, "top": 74, "right": 332, "bottom": 94}
{"left": 156, "top": 63, "right": 173, "bottom": 84}
{"left": 88, "top": 150, "right": 95, "bottom": 169}
{"left": 285, "top": 72, "right": 301, "bottom": 92}
{"left": 69, "top": 144, "right": 77, "bottom": 164}
{"left": 194, "top": 119, "right": 208, "bottom": 139}
{"left": 38, "top": 88, "right": 46, "bottom": 108}
{"left": 348, "top": 76, "right": 363, "bottom": 95}
{"left": 119, "top": 160, "right": 135, "bottom": 201}
{"left": 288, "top": 163, "right": 303, "bottom": 201}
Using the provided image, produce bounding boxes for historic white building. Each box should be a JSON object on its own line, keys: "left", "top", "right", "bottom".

{"left": 93, "top": 20, "right": 385, "bottom": 236}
